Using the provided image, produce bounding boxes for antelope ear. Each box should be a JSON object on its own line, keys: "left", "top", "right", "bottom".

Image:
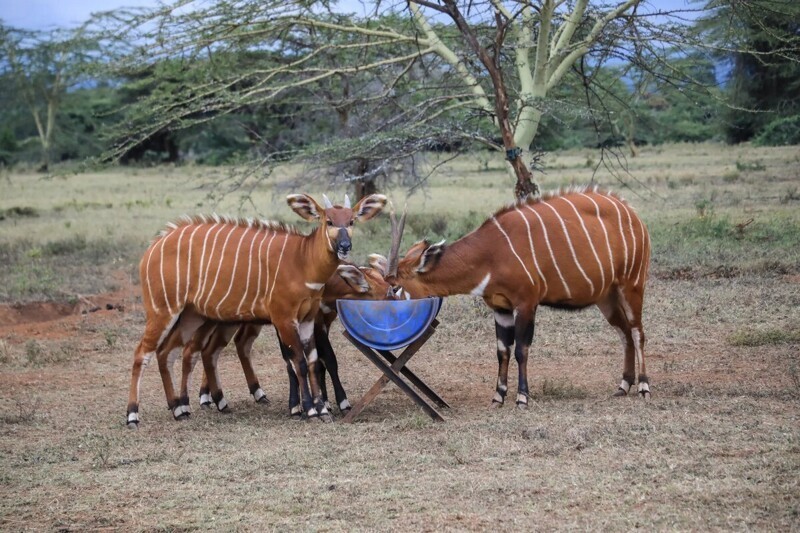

{"left": 336, "top": 264, "right": 368, "bottom": 293}
{"left": 286, "top": 194, "right": 322, "bottom": 221}
{"left": 416, "top": 240, "right": 446, "bottom": 273}
{"left": 368, "top": 254, "right": 388, "bottom": 276}
{"left": 352, "top": 194, "right": 387, "bottom": 221}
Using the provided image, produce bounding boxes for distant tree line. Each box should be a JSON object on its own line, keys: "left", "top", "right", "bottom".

{"left": 0, "top": 0, "right": 797, "bottom": 192}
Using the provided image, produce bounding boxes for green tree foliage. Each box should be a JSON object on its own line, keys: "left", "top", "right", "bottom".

{"left": 0, "top": 24, "right": 99, "bottom": 170}
{"left": 696, "top": 0, "right": 800, "bottom": 143}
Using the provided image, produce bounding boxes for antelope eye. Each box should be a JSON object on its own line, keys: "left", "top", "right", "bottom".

{"left": 326, "top": 220, "right": 334, "bottom": 226}
{"left": 349, "top": 220, "right": 354, "bottom": 226}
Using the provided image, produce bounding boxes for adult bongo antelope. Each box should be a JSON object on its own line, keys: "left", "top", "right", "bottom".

{"left": 377, "top": 186, "right": 651, "bottom": 407}
{"left": 175, "top": 264, "right": 393, "bottom": 419}
{"left": 125, "top": 193, "right": 387, "bottom": 428}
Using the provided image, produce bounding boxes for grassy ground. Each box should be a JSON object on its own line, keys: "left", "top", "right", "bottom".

{"left": 0, "top": 142, "right": 798, "bottom": 530}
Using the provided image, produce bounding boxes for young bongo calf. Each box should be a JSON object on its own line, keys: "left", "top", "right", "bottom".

{"left": 175, "top": 265, "right": 393, "bottom": 418}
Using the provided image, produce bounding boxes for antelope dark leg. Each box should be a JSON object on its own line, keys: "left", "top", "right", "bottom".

{"left": 297, "top": 319, "right": 330, "bottom": 421}
{"left": 279, "top": 335, "right": 303, "bottom": 419}
{"left": 233, "top": 324, "right": 268, "bottom": 404}
{"left": 619, "top": 284, "right": 650, "bottom": 399}
{"left": 598, "top": 291, "right": 636, "bottom": 397}
{"left": 513, "top": 306, "right": 537, "bottom": 408}
{"left": 126, "top": 312, "right": 178, "bottom": 428}
{"left": 315, "top": 322, "right": 350, "bottom": 412}
{"left": 492, "top": 310, "right": 515, "bottom": 407}
{"left": 276, "top": 322, "right": 326, "bottom": 420}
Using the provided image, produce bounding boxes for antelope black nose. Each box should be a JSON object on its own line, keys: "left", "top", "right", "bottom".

{"left": 337, "top": 228, "right": 351, "bottom": 253}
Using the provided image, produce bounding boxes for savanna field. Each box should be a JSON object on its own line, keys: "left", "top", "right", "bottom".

{"left": 1, "top": 143, "right": 798, "bottom": 530}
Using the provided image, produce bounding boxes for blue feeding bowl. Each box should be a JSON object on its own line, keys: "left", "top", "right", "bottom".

{"left": 337, "top": 297, "right": 443, "bottom": 351}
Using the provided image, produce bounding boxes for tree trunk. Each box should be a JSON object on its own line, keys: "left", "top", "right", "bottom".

{"left": 353, "top": 158, "right": 377, "bottom": 200}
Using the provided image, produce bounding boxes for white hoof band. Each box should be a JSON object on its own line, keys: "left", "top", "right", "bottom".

{"left": 492, "top": 391, "right": 505, "bottom": 404}
{"left": 339, "top": 399, "right": 352, "bottom": 411}
{"left": 200, "top": 393, "right": 212, "bottom": 405}
{"left": 216, "top": 398, "right": 229, "bottom": 411}
{"left": 173, "top": 405, "right": 189, "bottom": 418}
{"left": 253, "top": 389, "right": 266, "bottom": 402}
{"left": 638, "top": 382, "right": 651, "bottom": 396}
{"left": 127, "top": 412, "right": 140, "bottom": 424}
{"left": 290, "top": 405, "right": 303, "bottom": 416}
{"left": 307, "top": 407, "right": 319, "bottom": 417}
{"left": 516, "top": 393, "right": 528, "bottom": 405}
{"left": 619, "top": 379, "right": 631, "bottom": 394}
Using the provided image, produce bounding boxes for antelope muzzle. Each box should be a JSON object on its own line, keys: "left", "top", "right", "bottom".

{"left": 336, "top": 228, "right": 352, "bottom": 260}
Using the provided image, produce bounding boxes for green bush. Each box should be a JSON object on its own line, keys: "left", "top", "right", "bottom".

{"left": 753, "top": 115, "right": 800, "bottom": 146}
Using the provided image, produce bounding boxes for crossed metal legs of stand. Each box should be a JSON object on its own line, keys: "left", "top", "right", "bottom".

{"left": 341, "top": 320, "right": 450, "bottom": 423}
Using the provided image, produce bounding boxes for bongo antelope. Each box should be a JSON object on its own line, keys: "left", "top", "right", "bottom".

{"left": 125, "top": 193, "right": 387, "bottom": 428}
{"left": 377, "top": 186, "right": 651, "bottom": 407}
{"left": 175, "top": 264, "right": 393, "bottom": 419}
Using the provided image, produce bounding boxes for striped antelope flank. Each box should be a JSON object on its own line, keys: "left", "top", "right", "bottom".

{"left": 125, "top": 193, "right": 387, "bottom": 428}
{"left": 171, "top": 264, "right": 393, "bottom": 419}
{"left": 377, "top": 185, "right": 651, "bottom": 407}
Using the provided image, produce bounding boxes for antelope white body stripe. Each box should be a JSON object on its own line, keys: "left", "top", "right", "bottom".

{"left": 158, "top": 232, "right": 174, "bottom": 315}
{"left": 608, "top": 196, "right": 637, "bottom": 277}
{"left": 578, "top": 193, "right": 615, "bottom": 283}
{"left": 202, "top": 224, "right": 238, "bottom": 313}
{"left": 268, "top": 234, "right": 289, "bottom": 305}
{"left": 237, "top": 228, "right": 259, "bottom": 316}
{"left": 524, "top": 205, "right": 571, "bottom": 298}
{"left": 216, "top": 227, "right": 250, "bottom": 316}
{"left": 262, "top": 233, "right": 278, "bottom": 306}
{"left": 514, "top": 208, "right": 548, "bottom": 296}
{"left": 634, "top": 215, "right": 649, "bottom": 287}
{"left": 251, "top": 231, "right": 271, "bottom": 316}
{"left": 558, "top": 197, "right": 605, "bottom": 294}
{"left": 144, "top": 241, "right": 160, "bottom": 313}
{"left": 196, "top": 224, "right": 225, "bottom": 306}
{"left": 541, "top": 201, "right": 595, "bottom": 294}
{"left": 470, "top": 273, "right": 491, "bottom": 296}
{"left": 174, "top": 225, "right": 193, "bottom": 308}
{"left": 601, "top": 195, "right": 629, "bottom": 278}
{"left": 492, "top": 217, "right": 536, "bottom": 287}
{"left": 184, "top": 224, "right": 204, "bottom": 305}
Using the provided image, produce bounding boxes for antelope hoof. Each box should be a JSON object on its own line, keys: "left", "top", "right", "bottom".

{"left": 172, "top": 405, "right": 190, "bottom": 420}
{"left": 339, "top": 399, "right": 352, "bottom": 413}
{"left": 126, "top": 412, "right": 140, "bottom": 429}
{"left": 289, "top": 405, "right": 303, "bottom": 421}
{"left": 216, "top": 398, "right": 230, "bottom": 413}
{"left": 253, "top": 388, "right": 270, "bottom": 404}
{"left": 490, "top": 400, "right": 504, "bottom": 409}
{"left": 613, "top": 388, "right": 628, "bottom": 397}
{"left": 175, "top": 411, "right": 191, "bottom": 421}
{"left": 516, "top": 402, "right": 529, "bottom": 410}
{"left": 319, "top": 413, "right": 334, "bottom": 423}
{"left": 126, "top": 421, "right": 139, "bottom": 430}
{"left": 200, "top": 393, "right": 212, "bottom": 409}
{"left": 637, "top": 380, "right": 651, "bottom": 400}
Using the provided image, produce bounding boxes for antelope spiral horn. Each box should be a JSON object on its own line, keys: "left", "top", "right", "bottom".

{"left": 344, "top": 194, "right": 351, "bottom": 209}
{"left": 322, "top": 194, "right": 334, "bottom": 209}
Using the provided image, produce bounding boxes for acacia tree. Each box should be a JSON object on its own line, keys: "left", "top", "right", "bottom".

{"left": 0, "top": 24, "right": 97, "bottom": 171}
{"left": 101, "top": 0, "right": 739, "bottom": 198}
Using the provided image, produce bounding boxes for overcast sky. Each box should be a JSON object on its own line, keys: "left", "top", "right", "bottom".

{"left": 1, "top": 0, "right": 698, "bottom": 31}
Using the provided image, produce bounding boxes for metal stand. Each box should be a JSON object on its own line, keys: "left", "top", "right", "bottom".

{"left": 341, "top": 319, "right": 450, "bottom": 423}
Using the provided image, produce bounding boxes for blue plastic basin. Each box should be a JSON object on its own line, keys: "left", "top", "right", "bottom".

{"left": 337, "top": 297, "right": 443, "bottom": 351}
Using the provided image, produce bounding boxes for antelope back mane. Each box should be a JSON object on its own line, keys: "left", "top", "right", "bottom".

{"left": 152, "top": 214, "right": 301, "bottom": 243}
{"left": 483, "top": 185, "right": 631, "bottom": 225}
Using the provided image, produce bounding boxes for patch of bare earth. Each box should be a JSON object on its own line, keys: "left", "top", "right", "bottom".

{"left": 0, "top": 273, "right": 798, "bottom": 531}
